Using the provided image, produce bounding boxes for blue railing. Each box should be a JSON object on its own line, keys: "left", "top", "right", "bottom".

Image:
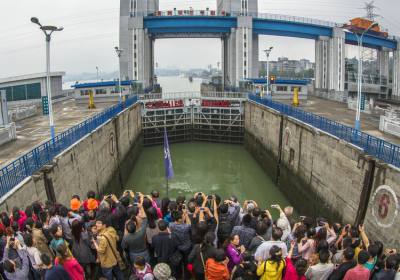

{"left": 249, "top": 94, "right": 400, "bottom": 168}
{"left": 0, "top": 95, "right": 139, "bottom": 198}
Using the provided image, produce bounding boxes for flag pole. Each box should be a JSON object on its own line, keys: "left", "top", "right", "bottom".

{"left": 166, "top": 178, "right": 169, "bottom": 197}
{"left": 163, "top": 121, "right": 173, "bottom": 198}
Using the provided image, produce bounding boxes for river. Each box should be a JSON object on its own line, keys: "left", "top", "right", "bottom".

{"left": 157, "top": 75, "right": 202, "bottom": 92}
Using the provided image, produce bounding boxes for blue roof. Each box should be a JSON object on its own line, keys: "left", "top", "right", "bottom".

{"left": 72, "top": 80, "right": 137, "bottom": 89}
{"left": 247, "top": 78, "right": 310, "bottom": 85}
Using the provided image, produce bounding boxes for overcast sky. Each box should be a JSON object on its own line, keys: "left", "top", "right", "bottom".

{"left": 0, "top": 0, "right": 399, "bottom": 78}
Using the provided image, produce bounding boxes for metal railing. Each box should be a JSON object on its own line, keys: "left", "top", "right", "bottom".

{"left": 139, "top": 91, "right": 248, "bottom": 101}
{"left": 249, "top": 94, "right": 400, "bottom": 168}
{"left": 255, "top": 12, "right": 338, "bottom": 28}
{"left": 0, "top": 95, "right": 139, "bottom": 198}
{"left": 142, "top": 10, "right": 339, "bottom": 28}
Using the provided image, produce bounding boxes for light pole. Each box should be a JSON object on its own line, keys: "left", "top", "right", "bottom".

{"left": 263, "top": 47, "right": 273, "bottom": 99}
{"left": 114, "top": 47, "right": 124, "bottom": 103}
{"left": 31, "top": 17, "right": 63, "bottom": 139}
{"left": 349, "top": 22, "right": 378, "bottom": 130}
{"left": 96, "top": 66, "right": 99, "bottom": 82}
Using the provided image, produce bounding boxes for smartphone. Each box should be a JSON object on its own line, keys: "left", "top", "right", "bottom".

{"left": 207, "top": 195, "right": 213, "bottom": 200}
{"left": 200, "top": 207, "right": 205, "bottom": 211}
{"left": 197, "top": 192, "right": 202, "bottom": 196}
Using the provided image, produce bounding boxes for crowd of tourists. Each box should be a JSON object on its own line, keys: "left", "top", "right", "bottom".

{"left": 0, "top": 190, "right": 398, "bottom": 280}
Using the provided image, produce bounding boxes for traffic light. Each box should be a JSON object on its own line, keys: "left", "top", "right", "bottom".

{"left": 269, "top": 75, "right": 276, "bottom": 84}
{"left": 42, "top": 96, "right": 49, "bottom": 115}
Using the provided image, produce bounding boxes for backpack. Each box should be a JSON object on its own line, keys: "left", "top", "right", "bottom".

{"left": 131, "top": 264, "right": 153, "bottom": 280}
{"left": 217, "top": 217, "right": 233, "bottom": 243}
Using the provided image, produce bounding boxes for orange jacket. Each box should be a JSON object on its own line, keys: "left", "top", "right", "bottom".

{"left": 205, "top": 258, "right": 230, "bottom": 280}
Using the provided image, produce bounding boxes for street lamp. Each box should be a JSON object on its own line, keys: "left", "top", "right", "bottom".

{"left": 96, "top": 66, "right": 99, "bottom": 82}
{"left": 31, "top": 17, "right": 63, "bottom": 139}
{"left": 263, "top": 47, "right": 273, "bottom": 99}
{"left": 348, "top": 22, "right": 378, "bottom": 130}
{"left": 114, "top": 46, "right": 124, "bottom": 103}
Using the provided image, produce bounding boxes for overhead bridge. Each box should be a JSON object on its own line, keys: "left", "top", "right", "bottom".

{"left": 144, "top": 15, "right": 397, "bottom": 49}
{"left": 119, "top": 0, "right": 400, "bottom": 99}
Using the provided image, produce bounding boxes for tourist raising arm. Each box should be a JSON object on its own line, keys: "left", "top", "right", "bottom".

{"left": 212, "top": 195, "right": 219, "bottom": 224}
{"left": 324, "top": 222, "right": 337, "bottom": 245}
{"left": 359, "top": 225, "right": 370, "bottom": 249}
{"left": 335, "top": 224, "right": 349, "bottom": 249}
{"left": 264, "top": 209, "right": 272, "bottom": 221}
{"left": 182, "top": 205, "right": 191, "bottom": 225}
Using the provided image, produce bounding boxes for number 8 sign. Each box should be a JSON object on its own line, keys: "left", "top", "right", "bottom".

{"left": 371, "top": 185, "right": 399, "bottom": 228}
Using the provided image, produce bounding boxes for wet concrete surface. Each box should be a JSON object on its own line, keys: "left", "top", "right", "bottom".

{"left": 0, "top": 99, "right": 115, "bottom": 168}
{"left": 280, "top": 96, "right": 400, "bottom": 145}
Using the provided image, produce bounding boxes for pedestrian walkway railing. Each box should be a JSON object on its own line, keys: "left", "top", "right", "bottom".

{"left": 249, "top": 94, "right": 400, "bottom": 168}
{"left": 0, "top": 95, "right": 139, "bottom": 198}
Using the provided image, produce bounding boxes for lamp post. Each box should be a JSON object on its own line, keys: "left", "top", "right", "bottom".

{"left": 350, "top": 22, "right": 378, "bottom": 130}
{"left": 31, "top": 17, "right": 63, "bottom": 139}
{"left": 263, "top": 47, "right": 273, "bottom": 99}
{"left": 96, "top": 66, "right": 99, "bottom": 82}
{"left": 114, "top": 47, "right": 124, "bottom": 103}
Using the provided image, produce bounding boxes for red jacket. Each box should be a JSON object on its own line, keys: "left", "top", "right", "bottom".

{"left": 10, "top": 211, "right": 27, "bottom": 231}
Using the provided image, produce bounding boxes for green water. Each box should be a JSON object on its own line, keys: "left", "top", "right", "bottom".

{"left": 125, "top": 142, "right": 291, "bottom": 209}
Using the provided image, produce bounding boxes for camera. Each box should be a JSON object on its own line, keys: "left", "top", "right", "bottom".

{"left": 207, "top": 195, "right": 213, "bottom": 200}
{"left": 197, "top": 192, "right": 202, "bottom": 196}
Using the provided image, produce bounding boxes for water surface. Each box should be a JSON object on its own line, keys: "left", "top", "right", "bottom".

{"left": 126, "top": 142, "right": 290, "bottom": 209}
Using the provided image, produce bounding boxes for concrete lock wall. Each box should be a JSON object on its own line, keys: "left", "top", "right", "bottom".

{"left": 363, "top": 164, "right": 400, "bottom": 249}
{"left": 0, "top": 103, "right": 142, "bottom": 211}
{"left": 244, "top": 101, "right": 400, "bottom": 247}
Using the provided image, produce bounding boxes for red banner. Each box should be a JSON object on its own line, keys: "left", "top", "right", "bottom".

{"left": 145, "top": 100, "right": 184, "bottom": 109}
{"left": 201, "top": 100, "right": 231, "bottom": 107}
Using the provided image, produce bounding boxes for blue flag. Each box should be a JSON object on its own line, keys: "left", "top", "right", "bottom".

{"left": 164, "top": 127, "right": 174, "bottom": 180}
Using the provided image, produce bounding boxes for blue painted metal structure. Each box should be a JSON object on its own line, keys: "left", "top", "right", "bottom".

{"left": 249, "top": 94, "right": 400, "bottom": 167}
{"left": 247, "top": 78, "right": 310, "bottom": 85}
{"left": 144, "top": 16, "right": 237, "bottom": 35}
{"left": 72, "top": 80, "right": 138, "bottom": 89}
{"left": 0, "top": 95, "right": 139, "bottom": 198}
{"left": 143, "top": 16, "right": 397, "bottom": 50}
{"left": 253, "top": 18, "right": 332, "bottom": 40}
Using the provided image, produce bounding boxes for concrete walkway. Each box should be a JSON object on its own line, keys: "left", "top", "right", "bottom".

{"left": 0, "top": 99, "right": 114, "bottom": 168}
{"left": 281, "top": 96, "right": 400, "bottom": 146}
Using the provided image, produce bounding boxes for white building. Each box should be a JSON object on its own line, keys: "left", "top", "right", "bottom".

{"left": 72, "top": 80, "right": 142, "bottom": 103}
{"left": 0, "top": 72, "right": 65, "bottom": 107}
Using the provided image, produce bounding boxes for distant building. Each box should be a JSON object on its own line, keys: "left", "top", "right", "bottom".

{"left": 243, "top": 78, "right": 311, "bottom": 100}
{"left": 72, "top": 80, "right": 142, "bottom": 103}
{"left": 259, "top": 58, "right": 315, "bottom": 75}
{"left": 0, "top": 72, "right": 65, "bottom": 107}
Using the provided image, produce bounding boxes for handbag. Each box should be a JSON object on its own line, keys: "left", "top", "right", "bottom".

{"left": 101, "top": 234, "right": 127, "bottom": 271}
{"left": 170, "top": 250, "right": 183, "bottom": 267}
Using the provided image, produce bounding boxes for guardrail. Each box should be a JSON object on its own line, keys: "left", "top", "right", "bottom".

{"left": 0, "top": 95, "right": 139, "bottom": 198}
{"left": 142, "top": 10, "right": 339, "bottom": 28}
{"left": 139, "top": 92, "right": 248, "bottom": 101}
{"left": 249, "top": 94, "right": 400, "bottom": 168}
